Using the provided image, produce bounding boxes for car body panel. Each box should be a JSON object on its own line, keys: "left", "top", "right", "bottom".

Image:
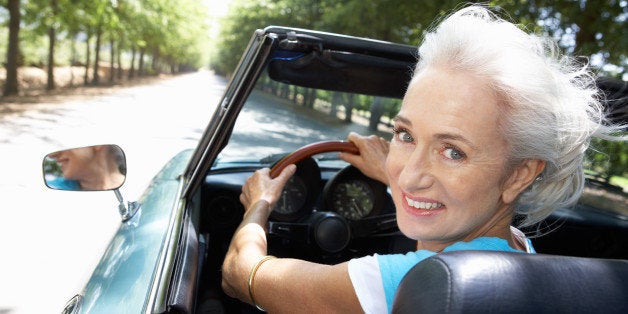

{"left": 78, "top": 150, "right": 192, "bottom": 313}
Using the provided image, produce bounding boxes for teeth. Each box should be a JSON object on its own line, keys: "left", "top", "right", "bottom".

{"left": 405, "top": 196, "right": 442, "bottom": 210}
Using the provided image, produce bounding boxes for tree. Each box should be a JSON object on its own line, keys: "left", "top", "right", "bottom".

{"left": 492, "top": 0, "right": 627, "bottom": 77}
{"left": 3, "top": 0, "right": 20, "bottom": 96}
{"left": 46, "top": 0, "right": 57, "bottom": 90}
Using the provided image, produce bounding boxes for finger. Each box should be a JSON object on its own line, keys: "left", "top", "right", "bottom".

{"left": 346, "top": 132, "right": 359, "bottom": 141}
{"left": 338, "top": 151, "right": 361, "bottom": 165}
{"left": 258, "top": 167, "right": 271, "bottom": 176}
{"left": 275, "top": 164, "right": 296, "bottom": 186}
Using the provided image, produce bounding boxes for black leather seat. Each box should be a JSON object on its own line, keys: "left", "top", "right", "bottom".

{"left": 392, "top": 251, "right": 628, "bottom": 313}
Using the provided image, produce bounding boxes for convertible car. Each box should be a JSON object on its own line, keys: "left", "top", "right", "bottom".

{"left": 46, "top": 27, "right": 627, "bottom": 313}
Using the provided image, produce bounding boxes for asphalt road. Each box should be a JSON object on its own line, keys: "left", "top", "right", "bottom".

{"left": 0, "top": 70, "right": 226, "bottom": 313}
{"left": 0, "top": 69, "right": 388, "bottom": 313}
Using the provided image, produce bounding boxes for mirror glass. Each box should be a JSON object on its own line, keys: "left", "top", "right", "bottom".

{"left": 43, "top": 145, "right": 126, "bottom": 191}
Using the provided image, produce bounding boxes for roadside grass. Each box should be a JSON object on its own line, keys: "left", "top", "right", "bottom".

{"left": 610, "top": 176, "right": 628, "bottom": 190}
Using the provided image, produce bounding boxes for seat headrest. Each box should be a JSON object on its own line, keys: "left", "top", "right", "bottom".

{"left": 392, "top": 251, "right": 628, "bottom": 314}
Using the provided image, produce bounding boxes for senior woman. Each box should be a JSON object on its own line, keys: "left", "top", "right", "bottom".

{"left": 221, "top": 5, "right": 624, "bottom": 313}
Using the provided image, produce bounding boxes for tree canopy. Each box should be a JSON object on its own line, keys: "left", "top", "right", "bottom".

{"left": 211, "top": 0, "right": 627, "bottom": 78}
{"left": 1, "top": 0, "right": 211, "bottom": 94}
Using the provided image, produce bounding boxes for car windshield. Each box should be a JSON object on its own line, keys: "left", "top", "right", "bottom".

{"left": 216, "top": 69, "right": 398, "bottom": 165}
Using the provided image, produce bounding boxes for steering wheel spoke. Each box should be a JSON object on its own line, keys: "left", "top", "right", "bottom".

{"left": 268, "top": 221, "right": 310, "bottom": 240}
{"left": 350, "top": 213, "right": 399, "bottom": 238}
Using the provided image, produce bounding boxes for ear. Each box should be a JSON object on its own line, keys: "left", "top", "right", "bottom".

{"left": 501, "top": 159, "right": 546, "bottom": 204}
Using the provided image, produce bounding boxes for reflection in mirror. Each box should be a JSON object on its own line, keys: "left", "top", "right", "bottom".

{"left": 43, "top": 145, "right": 126, "bottom": 191}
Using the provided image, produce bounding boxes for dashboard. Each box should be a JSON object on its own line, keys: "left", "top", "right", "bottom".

{"left": 200, "top": 157, "right": 412, "bottom": 263}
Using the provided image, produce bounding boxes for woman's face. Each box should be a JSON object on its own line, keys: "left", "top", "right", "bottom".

{"left": 387, "top": 67, "right": 515, "bottom": 249}
{"left": 54, "top": 147, "right": 96, "bottom": 181}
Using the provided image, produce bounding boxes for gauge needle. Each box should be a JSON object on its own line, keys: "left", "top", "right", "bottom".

{"left": 352, "top": 199, "right": 364, "bottom": 217}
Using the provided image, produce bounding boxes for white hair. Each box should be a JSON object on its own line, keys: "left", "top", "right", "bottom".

{"left": 413, "top": 5, "right": 626, "bottom": 227}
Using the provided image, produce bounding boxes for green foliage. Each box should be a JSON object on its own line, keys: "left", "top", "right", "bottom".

{"left": 1, "top": 0, "right": 211, "bottom": 72}
{"left": 586, "top": 138, "right": 628, "bottom": 180}
{"left": 490, "top": 0, "right": 627, "bottom": 77}
{"left": 214, "top": 0, "right": 626, "bottom": 77}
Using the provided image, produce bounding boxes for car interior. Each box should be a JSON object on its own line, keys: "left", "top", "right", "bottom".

{"left": 166, "top": 28, "right": 628, "bottom": 313}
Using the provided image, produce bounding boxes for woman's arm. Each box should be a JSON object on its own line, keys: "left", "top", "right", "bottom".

{"left": 221, "top": 165, "right": 362, "bottom": 312}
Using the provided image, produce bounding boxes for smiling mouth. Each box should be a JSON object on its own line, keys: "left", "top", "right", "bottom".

{"left": 405, "top": 196, "right": 443, "bottom": 210}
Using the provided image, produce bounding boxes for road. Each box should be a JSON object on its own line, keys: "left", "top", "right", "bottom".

{"left": 0, "top": 70, "right": 227, "bottom": 313}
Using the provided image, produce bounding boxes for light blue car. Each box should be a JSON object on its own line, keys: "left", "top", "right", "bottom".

{"left": 44, "top": 27, "right": 628, "bottom": 313}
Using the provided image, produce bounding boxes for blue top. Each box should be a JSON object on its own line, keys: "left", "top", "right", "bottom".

{"left": 46, "top": 177, "right": 81, "bottom": 190}
{"left": 377, "top": 237, "right": 534, "bottom": 312}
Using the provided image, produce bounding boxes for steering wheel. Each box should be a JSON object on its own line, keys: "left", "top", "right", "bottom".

{"left": 269, "top": 140, "right": 358, "bottom": 178}
{"left": 267, "top": 140, "right": 398, "bottom": 255}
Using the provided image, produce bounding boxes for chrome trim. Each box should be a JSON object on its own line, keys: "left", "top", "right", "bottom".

{"left": 144, "top": 176, "right": 186, "bottom": 313}
{"left": 61, "top": 294, "right": 82, "bottom": 314}
{"left": 114, "top": 188, "right": 141, "bottom": 221}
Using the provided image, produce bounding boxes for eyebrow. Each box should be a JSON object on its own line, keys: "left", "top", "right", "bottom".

{"left": 392, "top": 115, "right": 411, "bottom": 125}
{"left": 393, "top": 114, "right": 479, "bottom": 151}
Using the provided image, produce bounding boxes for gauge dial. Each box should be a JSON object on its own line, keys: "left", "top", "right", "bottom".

{"left": 330, "top": 179, "right": 374, "bottom": 220}
{"left": 274, "top": 176, "right": 307, "bottom": 215}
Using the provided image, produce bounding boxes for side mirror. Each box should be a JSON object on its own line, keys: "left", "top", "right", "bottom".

{"left": 43, "top": 145, "right": 126, "bottom": 191}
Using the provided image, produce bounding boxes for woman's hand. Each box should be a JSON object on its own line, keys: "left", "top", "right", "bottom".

{"left": 240, "top": 165, "right": 297, "bottom": 213}
{"left": 339, "top": 132, "right": 390, "bottom": 185}
{"left": 222, "top": 164, "right": 296, "bottom": 300}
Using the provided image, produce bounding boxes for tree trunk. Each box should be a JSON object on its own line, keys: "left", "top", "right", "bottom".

{"left": 369, "top": 97, "right": 385, "bottom": 131}
{"left": 46, "top": 0, "right": 57, "bottom": 91}
{"left": 3, "top": 0, "right": 21, "bottom": 96}
{"left": 92, "top": 24, "right": 102, "bottom": 84}
{"left": 116, "top": 42, "right": 122, "bottom": 80}
{"left": 345, "top": 94, "right": 354, "bottom": 123}
{"left": 290, "top": 85, "right": 298, "bottom": 103}
{"left": 128, "top": 46, "right": 136, "bottom": 79}
{"left": 138, "top": 47, "right": 145, "bottom": 76}
{"left": 109, "top": 37, "right": 115, "bottom": 83}
{"left": 573, "top": 1, "right": 598, "bottom": 56}
{"left": 46, "top": 25, "right": 55, "bottom": 90}
{"left": 305, "top": 88, "right": 316, "bottom": 108}
{"left": 69, "top": 32, "right": 77, "bottom": 87}
{"left": 152, "top": 48, "right": 158, "bottom": 73}
{"left": 84, "top": 33, "right": 91, "bottom": 85}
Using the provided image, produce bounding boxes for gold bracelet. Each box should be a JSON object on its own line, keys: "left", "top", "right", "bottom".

{"left": 248, "top": 255, "right": 276, "bottom": 311}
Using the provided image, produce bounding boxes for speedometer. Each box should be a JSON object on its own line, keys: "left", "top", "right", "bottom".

{"left": 330, "top": 180, "right": 374, "bottom": 220}
{"left": 323, "top": 165, "right": 387, "bottom": 221}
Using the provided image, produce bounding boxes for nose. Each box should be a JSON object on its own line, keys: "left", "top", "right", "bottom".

{"left": 397, "top": 146, "right": 434, "bottom": 191}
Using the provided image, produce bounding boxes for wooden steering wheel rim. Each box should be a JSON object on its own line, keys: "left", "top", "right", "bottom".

{"left": 269, "top": 141, "right": 359, "bottom": 178}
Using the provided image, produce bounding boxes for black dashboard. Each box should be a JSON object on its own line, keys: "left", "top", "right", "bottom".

{"left": 200, "top": 158, "right": 414, "bottom": 264}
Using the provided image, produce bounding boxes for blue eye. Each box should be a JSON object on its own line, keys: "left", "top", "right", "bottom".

{"left": 443, "top": 146, "right": 465, "bottom": 160}
{"left": 393, "top": 127, "right": 413, "bottom": 143}
{"left": 399, "top": 132, "right": 413, "bottom": 142}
